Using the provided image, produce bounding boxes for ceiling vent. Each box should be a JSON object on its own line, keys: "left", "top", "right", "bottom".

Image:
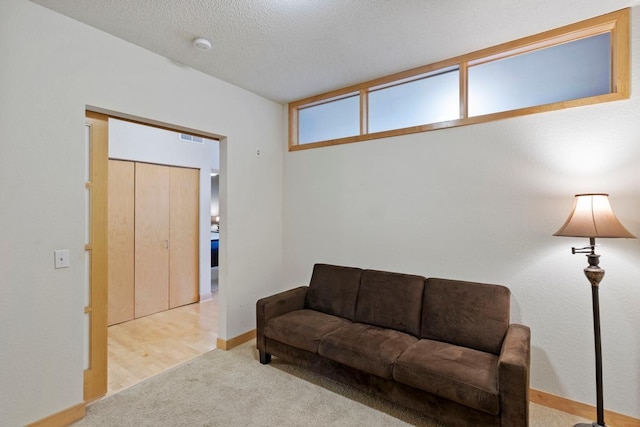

{"left": 180, "top": 133, "right": 204, "bottom": 144}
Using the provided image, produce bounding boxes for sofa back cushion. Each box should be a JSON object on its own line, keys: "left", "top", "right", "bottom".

{"left": 305, "top": 264, "right": 362, "bottom": 320}
{"left": 354, "top": 269, "right": 425, "bottom": 337}
{"left": 421, "top": 278, "right": 510, "bottom": 355}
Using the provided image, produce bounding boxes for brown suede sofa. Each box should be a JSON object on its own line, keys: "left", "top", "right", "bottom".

{"left": 256, "top": 264, "right": 530, "bottom": 427}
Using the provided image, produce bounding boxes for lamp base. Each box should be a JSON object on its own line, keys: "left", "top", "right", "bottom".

{"left": 574, "top": 423, "right": 606, "bottom": 427}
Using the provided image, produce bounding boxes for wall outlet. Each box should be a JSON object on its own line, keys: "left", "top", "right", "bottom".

{"left": 256, "top": 148, "right": 262, "bottom": 158}
{"left": 54, "top": 250, "right": 70, "bottom": 269}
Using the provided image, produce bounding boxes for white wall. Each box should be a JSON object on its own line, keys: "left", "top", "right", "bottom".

{"left": 0, "top": 1, "right": 283, "bottom": 425}
{"left": 283, "top": 6, "right": 640, "bottom": 419}
{"left": 109, "top": 118, "right": 217, "bottom": 297}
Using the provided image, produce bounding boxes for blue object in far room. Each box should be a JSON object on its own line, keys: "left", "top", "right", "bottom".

{"left": 210, "top": 232, "right": 219, "bottom": 267}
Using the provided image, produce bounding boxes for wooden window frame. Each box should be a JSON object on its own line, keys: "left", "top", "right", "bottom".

{"left": 288, "top": 8, "right": 629, "bottom": 151}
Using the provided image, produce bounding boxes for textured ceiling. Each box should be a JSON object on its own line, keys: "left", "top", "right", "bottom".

{"left": 31, "top": 0, "right": 633, "bottom": 104}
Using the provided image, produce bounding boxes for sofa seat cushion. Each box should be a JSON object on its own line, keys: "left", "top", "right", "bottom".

{"left": 393, "top": 339, "right": 500, "bottom": 415}
{"left": 319, "top": 323, "right": 418, "bottom": 380}
{"left": 264, "top": 310, "right": 351, "bottom": 354}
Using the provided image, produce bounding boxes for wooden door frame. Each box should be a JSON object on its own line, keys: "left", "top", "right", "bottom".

{"left": 84, "top": 110, "right": 218, "bottom": 403}
{"left": 84, "top": 111, "right": 109, "bottom": 401}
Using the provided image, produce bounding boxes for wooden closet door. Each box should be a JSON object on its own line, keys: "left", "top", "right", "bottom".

{"left": 107, "top": 160, "right": 135, "bottom": 325}
{"left": 169, "top": 167, "right": 200, "bottom": 308}
{"left": 135, "top": 162, "right": 170, "bottom": 318}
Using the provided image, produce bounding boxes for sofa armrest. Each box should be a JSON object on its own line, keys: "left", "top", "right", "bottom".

{"left": 498, "top": 324, "right": 531, "bottom": 427}
{"left": 256, "top": 286, "right": 308, "bottom": 355}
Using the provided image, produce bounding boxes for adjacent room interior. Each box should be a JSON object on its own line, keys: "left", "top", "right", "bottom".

{"left": 97, "top": 116, "right": 222, "bottom": 395}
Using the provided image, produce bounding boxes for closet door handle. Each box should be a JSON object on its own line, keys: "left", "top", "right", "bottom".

{"left": 164, "top": 239, "right": 169, "bottom": 249}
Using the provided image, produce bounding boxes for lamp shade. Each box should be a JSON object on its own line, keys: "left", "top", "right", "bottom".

{"left": 554, "top": 193, "right": 636, "bottom": 238}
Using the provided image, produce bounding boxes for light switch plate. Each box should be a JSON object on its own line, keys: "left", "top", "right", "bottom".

{"left": 54, "top": 250, "right": 70, "bottom": 269}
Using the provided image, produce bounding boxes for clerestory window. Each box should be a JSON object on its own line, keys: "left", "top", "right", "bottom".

{"left": 289, "top": 9, "right": 629, "bottom": 151}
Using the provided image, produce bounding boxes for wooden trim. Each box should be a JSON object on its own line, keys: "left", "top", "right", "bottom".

{"left": 360, "top": 89, "right": 368, "bottom": 135}
{"left": 288, "top": 8, "right": 630, "bottom": 151}
{"left": 530, "top": 389, "right": 640, "bottom": 427}
{"left": 466, "top": 22, "right": 615, "bottom": 67}
{"left": 216, "top": 329, "right": 256, "bottom": 350}
{"left": 288, "top": 104, "right": 298, "bottom": 150}
{"left": 86, "top": 111, "right": 105, "bottom": 121}
{"left": 450, "top": 9, "right": 626, "bottom": 70}
{"left": 26, "top": 402, "right": 85, "bottom": 427}
{"left": 84, "top": 111, "right": 109, "bottom": 402}
{"left": 86, "top": 109, "right": 221, "bottom": 142}
{"left": 611, "top": 7, "right": 630, "bottom": 97}
{"left": 459, "top": 62, "right": 468, "bottom": 120}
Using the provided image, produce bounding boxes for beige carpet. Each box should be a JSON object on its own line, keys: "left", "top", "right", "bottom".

{"left": 73, "top": 342, "right": 591, "bottom": 426}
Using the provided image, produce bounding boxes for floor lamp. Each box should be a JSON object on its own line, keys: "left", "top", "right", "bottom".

{"left": 553, "top": 193, "right": 636, "bottom": 427}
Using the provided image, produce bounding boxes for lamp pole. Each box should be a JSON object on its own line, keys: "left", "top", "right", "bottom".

{"left": 573, "top": 238, "right": 606, "bottom": 427}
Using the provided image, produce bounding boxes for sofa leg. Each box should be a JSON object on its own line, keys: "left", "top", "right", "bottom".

{"left": 259, "top": 351, "right": 271, "bottom": 364}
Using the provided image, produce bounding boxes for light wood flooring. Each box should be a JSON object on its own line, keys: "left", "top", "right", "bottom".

{"left": 107, "top": 290, "right": 218, "bottom": 396}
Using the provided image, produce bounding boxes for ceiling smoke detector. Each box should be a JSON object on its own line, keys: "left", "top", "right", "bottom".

{"left": 193, "top": 37, "right": 212, "bottom": 51}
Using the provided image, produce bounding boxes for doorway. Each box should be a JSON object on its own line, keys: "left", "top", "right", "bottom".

{"left": 85, "top": 111, "right": 221, "bottom": 400}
